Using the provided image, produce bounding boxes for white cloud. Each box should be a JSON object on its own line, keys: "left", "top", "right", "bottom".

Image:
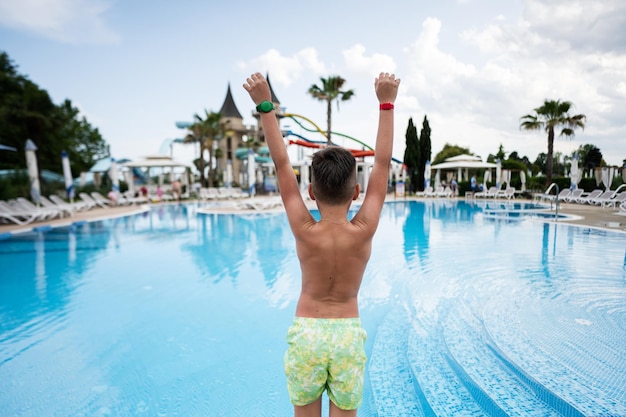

{"left": 403, "top": 17, "right": 476, "bottom": 101}
{"left": 0, "top": 0, "right": 119, "bottom": 44}
{"left": 342, "top": 44, "right": 397, "bottom": 76}
{"left": 239, "top": 48, "right": 326, "bottom": 88}
{"left": 523, "top": 0, "right": 626, "bottom": 52}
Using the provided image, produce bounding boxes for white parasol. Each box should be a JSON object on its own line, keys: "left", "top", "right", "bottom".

{"left": 483, "top": 169, "right": 492, "bottom": 189}
{"left": 496, "top": 159, "right": 502, "bottom": 189}
{"left": 109, "top": 158, "right": 120, "bottom": 195}
{"left": 61, "top": 150, "right": 74, "bottom": 202}
{"left": 569, "top": 154, "right": 582, "bottom": 189}
{"left": 225, "top": 159, "right": 233, "bottom": 188}
{"left": 25, "top": 139, "right": 41, "bottom": 205}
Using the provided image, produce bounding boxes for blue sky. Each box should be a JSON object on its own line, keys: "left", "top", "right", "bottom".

{"left": 1, "top": 0, "right": 625, "bottom": 168}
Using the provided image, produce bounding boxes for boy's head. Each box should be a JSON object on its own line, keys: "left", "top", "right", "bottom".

{"left": 310, "top": 146, "right": 358, "bottom": 205}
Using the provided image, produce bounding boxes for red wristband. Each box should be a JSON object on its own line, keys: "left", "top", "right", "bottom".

{"left": 380, "top": 102, "right": 394, "bottom": 110}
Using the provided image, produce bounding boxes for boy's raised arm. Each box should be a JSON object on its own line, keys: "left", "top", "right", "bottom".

{"left": 354, "top": 73, "right": 400, "bottom": 228}
{"left": 243, "top": 73, "right": 311, "bottom": 226}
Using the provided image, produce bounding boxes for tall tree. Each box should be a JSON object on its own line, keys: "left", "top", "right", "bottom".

{"left": 433, "top": 143, "right": 471, "bottom": 164}
{"left": 308, "top": 75, "right": 354, "bottom": 144}
{"left": 403, "top": 118, "right": 420, "bottom": 193}
{"left": 520, "top": 99, "right": 586, "bottom": 185}
{"left": 578, "top": 144, "right": 603, "bottom": 170}
{"left": 418, "top": 116, "right": 432, "bottom": 191}
{"left": 184, "top": 110, "right": 225, "bottom": 188}
{"left": 0, "top": 51, "right": 108, "bottom": 174}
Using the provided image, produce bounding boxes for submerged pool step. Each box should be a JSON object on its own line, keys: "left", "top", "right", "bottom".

{"left": 368, "top": 305, "right": 427, "bottom": 417}
{"left": 481, "top": 208, "right": 566, "bottom": 221}
{"left": 442, "top": 302, "right": 562, "bottom": 416}
{"left": 483, "top": 298, "right": 624, "bottom": 416}
{"left": 407, "top": 313, "right": 485, "bottom": 416}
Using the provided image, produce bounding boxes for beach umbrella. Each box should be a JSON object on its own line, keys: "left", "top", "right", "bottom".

{"left": 424, "top": 160, "right": 431, "bottom": 189}
{"left": 300, "top": 162, "right": 310, "bottom": 192}
{"left": 569, "top": 154, "right": 582, "bottom": 189}
{"left": 434, "top": 169, "right": 441, "bottom": 189}
{"left": 124, "top": 170, "right": 135, "bottom": 197}
{"left": 25, "top": 138, "right": 41, "bottom": 205}
{"left": 256, "top": 165, "right": 264, "bottom": 185}
{"left": 109, "top": 157, "right": 120, "bottom": 195}
{"left": 496, "top": 159, "right": 502, "bottom": 189}
{"left": 247, "top": 149, "right": 256, "bottom": 197}
{"left": 483, "top": 169, "right": 491, "bottom": 189}
{"left": 61, "top": 150, "right": 74, "bottom": 202}
{"left": 520, "top": 170, "right": 527, "bottom": 191}
{"left": 225, "top": 159, "right": 233, "bottom": 188}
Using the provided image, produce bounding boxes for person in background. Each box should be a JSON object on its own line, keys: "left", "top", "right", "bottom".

{"left": 171, "top": 180, "right": 182, "bottom": 201}
{"left": 470, "top": 174, "right": 477, "bottom": 193}
{"left": 450, "top": 176, "right": 458, "bottom": 196}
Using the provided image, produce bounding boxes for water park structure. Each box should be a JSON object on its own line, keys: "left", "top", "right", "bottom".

{"left": 177, "top": 74, "right": 403, "bottom": 194}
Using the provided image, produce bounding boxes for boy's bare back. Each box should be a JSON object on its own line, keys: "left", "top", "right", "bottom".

{"left": 244, "top": 72, "right": 400, "bottom": 319}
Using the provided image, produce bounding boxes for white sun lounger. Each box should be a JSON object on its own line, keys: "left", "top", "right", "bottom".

{"left": 601, "top": 191, "right": 626, "bottom": 209}
{"left": 563, "top": 189, "right": 584, "bottom": 203}
{"left": 496, "top": 187, "right": 516, "bottom": 200}
{"left": 576, "top": 189, "right": 603, "bottom": 204}
{"left": 590, "top": 190, "right": 616, "bottom": 206}
{"left": 92, "top": 191, "right": 117, "bottom": 207}
{"left": 49, "top": 194, "right": 92, "bottom": 212}
{"left": 0, "top": 201, "right": 38, "bottom": 225}
{"left": 15, "top": 197, "right": 64, "bottom": 220}
{"left": 39, "top": 196, "right": 73, "bottom": 217}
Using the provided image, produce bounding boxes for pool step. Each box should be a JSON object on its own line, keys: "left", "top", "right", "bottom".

{"left": 442, "top": 302, "right": 562, "bottom": 416}
{"left": 407, "top": 309, "right": 486, "bottom": 416}
{"left": 483, "top": 297, "right": 623, "bottom": 416}
{"left": 368, "top": 305, "right": 427, "bottom": 417}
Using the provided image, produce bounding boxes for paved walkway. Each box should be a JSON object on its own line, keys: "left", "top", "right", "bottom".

{"left": 1, "top": 196, "right": 625, "bottom": 235}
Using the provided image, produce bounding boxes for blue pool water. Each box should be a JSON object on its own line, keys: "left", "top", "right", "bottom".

{"left": 0, "top": 201, "right": 625, "bottom": 416}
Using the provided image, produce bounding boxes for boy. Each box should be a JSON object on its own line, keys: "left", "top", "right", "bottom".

{"left": 243, "top": 72, "right": 400, "bottom": 417}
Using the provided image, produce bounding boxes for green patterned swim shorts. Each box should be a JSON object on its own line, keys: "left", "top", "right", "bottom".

{"left": 284, "top": 317, "right": 367, "bottom": 410}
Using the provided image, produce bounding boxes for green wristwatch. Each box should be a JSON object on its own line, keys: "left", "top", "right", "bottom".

{"left": 256, "top": 100, "right": 274, "bottom": 113}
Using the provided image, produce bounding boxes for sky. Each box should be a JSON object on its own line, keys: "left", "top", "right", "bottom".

{"left": 1, "top": 0, "right": 625, "bottom": 170}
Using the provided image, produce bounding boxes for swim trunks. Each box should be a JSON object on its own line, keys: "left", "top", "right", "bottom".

{"left": 284, "top": 317, "right": 367, "bottom": 410}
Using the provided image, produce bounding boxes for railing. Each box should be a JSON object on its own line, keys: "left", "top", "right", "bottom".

{"left": 550, "top": 183, "right": 559, "bottom": 221}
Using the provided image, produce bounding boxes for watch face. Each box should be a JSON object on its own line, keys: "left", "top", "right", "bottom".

{"left": 259, "top": 101, "right": 273, "bottom": 112}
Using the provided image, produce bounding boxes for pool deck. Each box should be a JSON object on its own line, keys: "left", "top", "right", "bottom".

{"left": 1, "top": 195, "right": 625, "bottom": 236}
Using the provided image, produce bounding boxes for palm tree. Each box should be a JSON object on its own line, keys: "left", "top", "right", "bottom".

{"left": 184, "top": 110, "right": 226, "bottom": 187}
{"left": 308, "top": 75, "right": 355, "bottom": 144}
{"left": 520, "top": 99, "right": 586, "bottom": 185}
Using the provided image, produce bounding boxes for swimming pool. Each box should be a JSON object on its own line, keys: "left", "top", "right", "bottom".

{"left": 0, "top": 201, "right": 624, "bottom": 416}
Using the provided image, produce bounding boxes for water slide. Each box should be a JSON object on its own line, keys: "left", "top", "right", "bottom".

{"left": 284, "top": 113, "right": 401, "bottom": 163}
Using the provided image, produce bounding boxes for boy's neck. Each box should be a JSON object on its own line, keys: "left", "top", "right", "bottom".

{"left": 316, "top": 201, "right": 351, "bottom": 223}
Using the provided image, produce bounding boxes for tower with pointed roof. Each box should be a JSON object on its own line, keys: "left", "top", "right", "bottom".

{"left": 215, "top": 74, "right": 283, "bottom": 188}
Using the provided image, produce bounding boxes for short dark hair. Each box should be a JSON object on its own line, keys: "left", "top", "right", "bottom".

{"left": 311, "top": 146, "right": 357, "bottom": 205}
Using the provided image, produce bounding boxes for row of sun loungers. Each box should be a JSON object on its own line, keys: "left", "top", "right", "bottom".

{"left": 473, "top": 186, "right": 516, "bottom": 200}
{"left": 535, "top": 186, "right": 626, "bottom": 208}
{"left": 0, "top": 191, "right": 150, "bottom": 226}
{"left": 536, "top": 185, "right": 626, "bottom": 208}
{"left": 422, "top": 185, "right": 517, "bottom": 199}
{"left": 198, "top": 187, "right": 250, "bottom": 200}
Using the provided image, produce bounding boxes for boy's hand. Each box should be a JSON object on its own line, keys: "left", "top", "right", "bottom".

{"left": 374, "top": 72, "right": 400, "bottom": 104}
{"left": 243, "top": 72, "right": 272, "bottom": 105}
